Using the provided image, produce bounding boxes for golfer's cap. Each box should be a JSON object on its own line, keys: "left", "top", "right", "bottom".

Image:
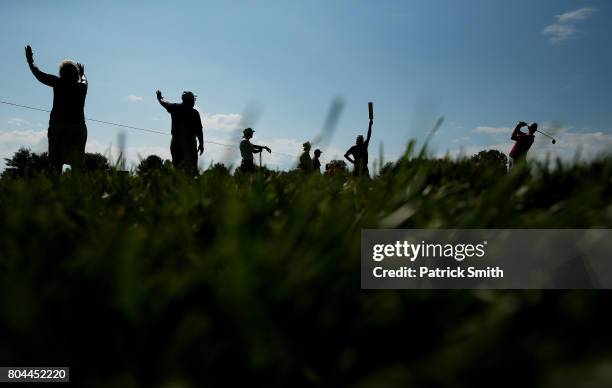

{"left": 182, "top": 91, "right": 197, "bottom": 99}
{"left": 243, "top": 127, "right": 255, "bottom": 135}
{"left": 314, "top": 149, "right": 322, "bottom": 155}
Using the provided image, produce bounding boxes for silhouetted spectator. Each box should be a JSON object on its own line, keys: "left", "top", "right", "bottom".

{"left": 313, "top": 149, "right": 322, "bottom": 173}
{"left": 509, "top": 121, "right": 536, "bottom": 166}
{"left": 25, "top": 45, "right": 87, "bottom": 172}
{"left": 344, "top": 118, "right": 373, "bottom": 176}
{"left": 239, "top": 128, "right": 270, "bottom": 172}
{"left": 156, "top": 90, "right": 204, "bottom": 173}
{"left": 298, "top": 142, "right": 313, "bottom": 172}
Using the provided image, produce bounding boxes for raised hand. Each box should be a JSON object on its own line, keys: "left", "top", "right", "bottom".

{"left": 265, "top": 146, "right": 271, "bottom": 153}
{"left": 25, "top": 45, "right": 34, "bottom": 64}
{"left": 156, "top": 90, "right": 163, "bottom": 100}
{"left": 76, "top": 62, "right": 85, "bottom": 77}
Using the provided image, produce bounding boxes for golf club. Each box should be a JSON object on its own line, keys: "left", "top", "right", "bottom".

{"left": 536, "top": 129, "right": 557, "bottom": 144}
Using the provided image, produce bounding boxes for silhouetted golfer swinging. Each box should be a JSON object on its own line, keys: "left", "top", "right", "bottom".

{"left": 240, "top": 128, "right": 270, "bottom": 172}
{"left": 344, "top": 117, "right": 373, "bottom": 176}
{"left": 25, "top": 45, "right": 88, "bottom": 172}
{"left": 509, "top": 121, "right": 537, "bottom": 166}
{"left": 156, "top": 90, "right": 204, "bottom": 172}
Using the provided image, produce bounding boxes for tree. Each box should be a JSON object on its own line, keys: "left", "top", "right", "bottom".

{"left": 136, "top": 155, "right": 164, "bottom": 175}
{"left": 3, "top": 148, "right": 49, "bottom": 177}
{"left": 324, "top": 160, "right": 349, "bottom": 177}
{"left": 84, "top": 153, "right": 111, "bottom": 171}
{"left": 471, "top": 149, "right": 508, "bottom": 172}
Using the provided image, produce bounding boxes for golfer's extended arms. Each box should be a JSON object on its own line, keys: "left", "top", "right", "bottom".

{"left": 25, "top": 45, "right": 58, "bottom": 87}
{"left": 365, "top": 119, "right": 373, "bottom": 145}
{"left": 511, "top": 122, "right": 527, "bottom": 141}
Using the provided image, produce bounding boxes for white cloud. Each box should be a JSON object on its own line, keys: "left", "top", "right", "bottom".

{"left": 7, "top": 117, "right": 30, "bottom": 127}
{"left": 0, "top": 129, "right": 47, "bottom": 169}
{"left": 557, "top": 7, "right": 596, "bottom": 23}
{"left": 472, "top": 126, "right": 509, "bottom": 134}
{"left": 452, "top": 136, "right": 471, "bottom": 143}
{"left": 542, "top": 7, "right": 596, "bottom": 43}
{"left": 542, "top": 24, "right": 577, "bottom": 43}
{"left": 204, "top": 113, "right": 242, "bottom": 131}
{"left": 532, "top": 128, "right": 612, "bottom": 162}
{"left": 127, "top": 95, "right": 144, "bottom": 102}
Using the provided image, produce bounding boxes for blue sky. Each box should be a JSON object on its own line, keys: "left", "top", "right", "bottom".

{"left": 1, "top": 0, "right": 611, "bottom": 170}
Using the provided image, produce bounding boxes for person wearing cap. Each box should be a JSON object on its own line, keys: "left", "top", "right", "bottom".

{"left": 312, "top": 149, "right": 322, "bottom": 174}
{"left": 298, "top": 142, "right": 313, "bottom": 172}
{"left": 156, "top": 89, "right": 204, "bottom": 173}
{"left": 509, "top": 121, "right": 537, "bottom": 166}
{"left": 240, "top": 127, "right": 270, "bottom": 172}
{"left": 344, "top": 118, "right": 373, "bottom": 176}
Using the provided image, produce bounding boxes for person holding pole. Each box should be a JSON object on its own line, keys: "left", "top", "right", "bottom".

{"left": 239, "top": 127, "right": 271, "bottom": 172}
{"left": 344, "top": 102, "right": 374, "bottom": 177}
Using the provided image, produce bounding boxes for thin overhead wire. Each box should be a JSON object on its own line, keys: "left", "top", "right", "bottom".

{"left": 0, "top": 98, "right": 298, "bottom": 159}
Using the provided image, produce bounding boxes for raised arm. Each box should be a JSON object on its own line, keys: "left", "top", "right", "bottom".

{"left": 156, "top": 90, "right": 171, "bottom": 110}
{"left": 511, "top": 121, "right": 527, "bottom": 141}
{"left": 77, "top": 62, "right": 87, "bottom": 87}
{"left": 25, "top": 45, "right": 58, "bottom": 87}
{"left": 365, "top": 119, "right": 373, "bottom": 145}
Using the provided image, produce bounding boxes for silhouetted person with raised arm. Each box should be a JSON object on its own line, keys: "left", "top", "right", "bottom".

{"left": 156, "top": 90, "right": 204, "bottom": 173}
{"left": 509, "top": 121, "right": 537, "bottom": 167}
{"left": 313, "top": 149, "right": 322, "bottom": 174}
{"left": 298, "top": 142, "right": 313, "bottom": 172}
{"left": 344, "top": 118, "right": 373, "bottom": 176}
{"left": 25, "top": 45, "right": 87, "bottom": 172}
{"left": 240, "top": 128, "right": 270, "bottom": 172}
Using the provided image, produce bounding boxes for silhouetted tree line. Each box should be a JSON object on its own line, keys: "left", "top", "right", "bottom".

{"left": 2, "top": 148, "right": 110, "bottom": 177}
{"left": 3, "top": 148, "right": 510, "bottom": 179}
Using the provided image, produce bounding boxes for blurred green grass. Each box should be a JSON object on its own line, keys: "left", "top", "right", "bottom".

{"left": 1, "top": 146, "right": 612, "bottom": 387}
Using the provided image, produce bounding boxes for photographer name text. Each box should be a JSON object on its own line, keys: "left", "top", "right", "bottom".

{"left": 372, "top": 240, "right": 504, "bottom": 279}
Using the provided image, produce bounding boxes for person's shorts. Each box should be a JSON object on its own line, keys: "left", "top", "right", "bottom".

{"left": 171, "top": 137, "right": 197, "bottom": 170}
{"left": 48, "top": 122, "right": 87, "bottom": 168}
{"left": 240, "top": 159, "right": 256, "bottom": 172}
